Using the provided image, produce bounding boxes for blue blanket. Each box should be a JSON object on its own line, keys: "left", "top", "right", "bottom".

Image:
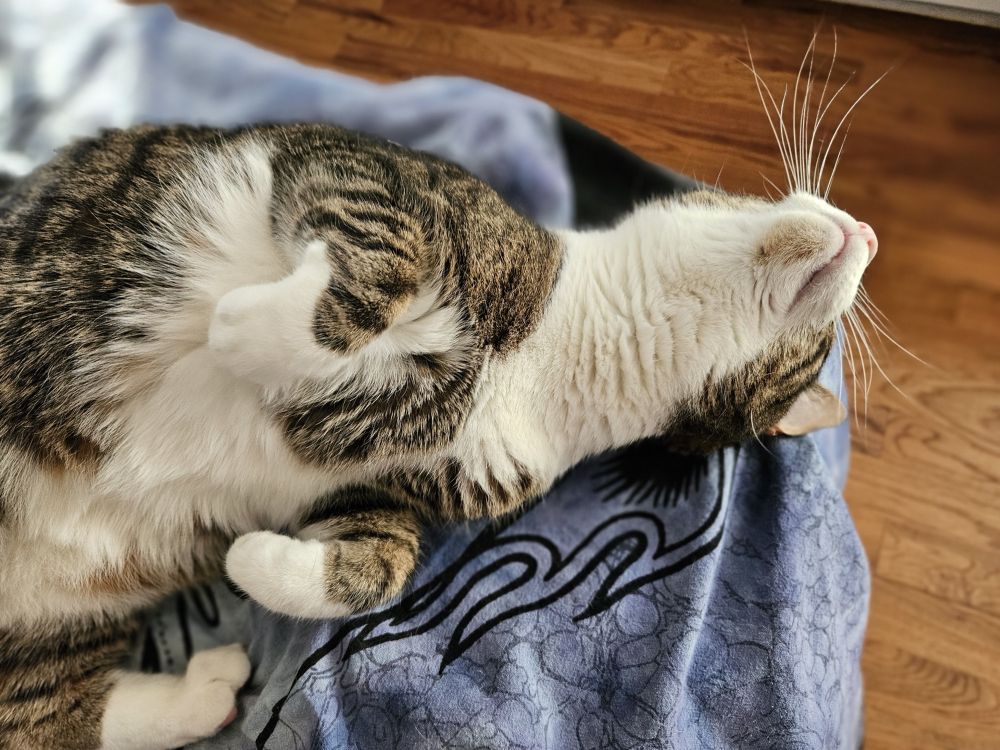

{"left": 163, "top": 422, "right": 866, "bottom": 750}
{"left": 1, "top": 2, "right": 868, "bottom": 748}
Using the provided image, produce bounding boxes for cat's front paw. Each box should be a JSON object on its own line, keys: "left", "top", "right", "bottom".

{"left": 225, "top": 530, "right": 351, "bottom": 619}
{"left": 208, "top": 284, "right": 302, "bottom": 387}
{"left": 180, "top": 644, "right": 252, "bottom": 737}
{"left": 208, "top": 242, "right": 335, "bottom": 387}
{"left": 102, "top": 644, "right": 252, "bottom": 749}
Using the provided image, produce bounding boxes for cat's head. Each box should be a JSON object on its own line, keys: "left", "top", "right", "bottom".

{"left": 632, "top": 188, "right": 876, "bottom": 453}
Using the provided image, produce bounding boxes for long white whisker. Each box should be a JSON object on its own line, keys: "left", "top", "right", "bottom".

{"left": 850, "top": 311, "right": 872, "bottom": 424}
{"left": 856, "top": 293, "right": 931, "bottom": 366}
{"left": 834, "top": 320, "right": 847, "bottom": 406}
{"left": 857, "top": 287, "right": 891, "bottom": 325}
{"left": 859, "top": 288, "right": 900, "bottom": 335}
{"left": 791, "top": 33, "right": 817, "bottom": 193}
{"left": 742, "top": 60, "right": 794, "bottom": 191}
{"left": 854, "top": 303, "right": 892, "bottom": 364}
{"left": 714, "top": 159, "right": 728, "bottom": 189}
{"left": 857, "top": 301, "right": 932, "bottom": 367}
{"left": 801, "top": 33, "right": 818, "bottom": 194}
{"left": 777, "top": 84, "right": 796, "bottom": 190}
{"left": 808, "top": 28, "right": 838, "bottom": 193}
{"left": 840, "top": 314, "right": 860, "bottom": 429}
{"left": 746, "top": 39, "right": 799, "bottom": 192}
{"left": 743, "top": 38, "right": 797, "bottom": 191}
{"left": 823, "top": 118, "right": 852, "bottom": 199}
{"left": 748, "top": 406, "right": 775, "bottom": 456}
{"left": 845, "top": 311, "right": 870, "bottom": 426}
{"left": 759, "top": 171, "right": 784, "bottom": 199}
{"left": 859, "top": 311, "right": 879, "bottom": 410}
{"left": 816, "top": 68, "right": 891, "bottom": 200}
{"left": 853, "top": 304, "right": 919, "bottom": 404}
{"left": 844, "top": 310, "right": 868, "bottom": 423}
{"left": 856, "top": 294, "right": 894, "bottom": 336}
{"left": 849, "top": 308, "right": 875, "bottom": 405}
{"left": 854, "top": 307, "right": 876, "bottom": 397}
{"left": 811, "top": 74, "right": 855, "bottom": 193}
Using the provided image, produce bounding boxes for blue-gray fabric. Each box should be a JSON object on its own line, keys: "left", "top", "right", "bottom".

{"left": 0, "top": 2, "right": 869, "bottom": 748}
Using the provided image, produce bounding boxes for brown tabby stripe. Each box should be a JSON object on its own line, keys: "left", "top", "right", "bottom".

{"left": 309, "top": 509, "right": 421, "bottom": 613}
{"left": 0, "top": 615, "right": 137, "bottom": 750}
{"left": 387, "top": 459, "right": 538, "bottom": 520}
{"left": 280, "top": 349, "right": 483, "bottom": 466}
{"left": 300, "top": 484, "right": 412, "bottom": 528}
{"left": 294, "top": 455, "right": 541, "bottom": 612}
{"left": 0, "top": 125, "right": 227, "bottom": 471}
{"left": 304, "top": 451, "right": 539, "bottom": 536}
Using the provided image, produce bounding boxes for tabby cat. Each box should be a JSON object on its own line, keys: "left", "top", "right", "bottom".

{"left": 0, "top": 123, "right": 876, "bottom": 749}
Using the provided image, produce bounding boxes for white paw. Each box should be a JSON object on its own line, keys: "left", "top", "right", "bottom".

{"left": 208, "top": 242, "right": 336, "bottom": 387}
{"left": 171, "top": 644, "right": 251, "bottom": 745}
{"left": 185, "top": 643, "right": 252, "bottom": 690}
{"left": 100, "top": 645, "right": 251, "bottom": 750}
{"left": 225, "top": 530, "right": 351, "bottom": 619}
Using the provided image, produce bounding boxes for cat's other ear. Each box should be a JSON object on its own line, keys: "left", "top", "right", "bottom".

{"left": 769, "top": 383, "right": 846, "bottom": 436}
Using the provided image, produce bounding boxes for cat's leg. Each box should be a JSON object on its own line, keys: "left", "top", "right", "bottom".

{"left": 225, "top": 463, "right": 543, "bottom": 620}
{"left": 208, "top": 185, "right": 434, "bottom": 388}
{"left": 225, "top": 489, "right": 421, "bottom": 619}
{"left": 0, "top": 615, "right": 135, "bottom": 750}
{"left": 0, "top": 616, "right": 250, "bottom": 750}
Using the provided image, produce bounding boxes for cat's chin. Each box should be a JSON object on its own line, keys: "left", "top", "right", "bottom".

{"left": 786, "top": 238, "right": 869, "bottom": 326}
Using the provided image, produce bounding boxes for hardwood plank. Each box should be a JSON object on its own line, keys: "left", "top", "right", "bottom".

{"left": 877, "top": 524, "right": 1000, "bottom": 619}
{"left": 863, "top": 577, "right": 1000, "bottom": 749}
{"left": 865, "top": 641, "right": 1000, "bottom": 750}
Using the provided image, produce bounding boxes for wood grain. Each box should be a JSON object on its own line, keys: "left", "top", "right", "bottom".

{"left": 155, "top": 1, "right": 1000, "bottom": 746}
{"left": 878, "top": 524, "right": 1000, "bottom": 617}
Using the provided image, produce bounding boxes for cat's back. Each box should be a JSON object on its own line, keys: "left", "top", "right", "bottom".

{"left": 0, "top": 125, "right": 233, "bottom": 329}
{"left": 1, "top": 125, "right": 219, "bottom": 248}
{"left": 0, "top": 122, "right": 474, "bottom": 284}
{"left": 0, "top": 126, "right": 234, "bottom": 467}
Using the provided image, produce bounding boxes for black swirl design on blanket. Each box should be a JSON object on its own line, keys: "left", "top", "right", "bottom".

{"left": 593, "top": 438, "right": 709, "bottom": 507}
{"left": 255, "top": 448, "right": 725, "bottom": 748}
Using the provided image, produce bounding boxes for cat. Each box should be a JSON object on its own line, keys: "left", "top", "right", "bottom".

{"left": 0, "top": 122, "right": 876, "bottom": 749}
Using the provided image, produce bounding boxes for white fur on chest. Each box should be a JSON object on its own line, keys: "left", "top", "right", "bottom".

{"left": 463, "top": 212, "right": 777, "bottom": 482}
{"left": 102, "top": 348, "right": 335, "bottom": 530}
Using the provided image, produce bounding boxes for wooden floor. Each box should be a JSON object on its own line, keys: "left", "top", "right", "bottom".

{"left": 160, "top": 1, "right": 1000, "bottom": 747}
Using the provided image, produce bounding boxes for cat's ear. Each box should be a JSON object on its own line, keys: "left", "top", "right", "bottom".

{"left": 770, "top": 383, "right": 846, "bottom": 436}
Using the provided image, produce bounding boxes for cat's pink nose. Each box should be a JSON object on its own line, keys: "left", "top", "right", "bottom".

{"left": 857, "top": 222, "right": 877, "bottom": 263}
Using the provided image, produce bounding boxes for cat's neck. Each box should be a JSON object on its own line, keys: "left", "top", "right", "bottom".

{"left": 550, "top": 227, "right": 684, "bottom": 459}
{"left": 490, "top": 223, "right": 715, "bottom": 470}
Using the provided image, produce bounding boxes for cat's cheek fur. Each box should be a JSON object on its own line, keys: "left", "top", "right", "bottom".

{"left": 225, "top": 531, "right": 352, "bottom": 619}
{"left": 100, "top": 644, "right": 250, "bottom": 750}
